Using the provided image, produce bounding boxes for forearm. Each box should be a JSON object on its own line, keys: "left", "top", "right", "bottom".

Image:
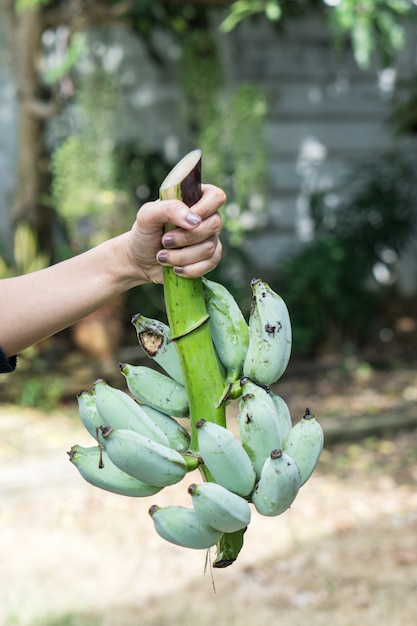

{"left": 0, "top": 184, "right": 225, "bottom": 358}
{"left": 0, "top": 233, "right": 143, "bottom": 357}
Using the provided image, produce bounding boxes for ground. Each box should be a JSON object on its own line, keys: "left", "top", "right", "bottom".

{"left": 0, "top": 356, "right": 416, "bottom": 626}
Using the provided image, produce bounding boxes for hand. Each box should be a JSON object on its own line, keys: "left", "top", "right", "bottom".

{"left": 0, "top": 185, "right": 225, "bottom": 357}
{"left": 126, "top": 184, "right": 225, "bottom": 283}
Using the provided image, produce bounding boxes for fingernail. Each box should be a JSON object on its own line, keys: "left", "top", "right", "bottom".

{"left": 185, "top": 211, "right": 202, "bottom": 226}
{"left": 173, "top": 266, "right": 184, "bottom": 274}
{"left": 162, "top": 234, "right": 175, "bottom": 248}
{"left": 157, "top": 251, "right": 168, "bottom": 264}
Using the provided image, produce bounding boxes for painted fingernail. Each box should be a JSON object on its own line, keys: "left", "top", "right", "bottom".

{"left": 162, "top": 234, "right": 175, "bottom": 247}
{"left": 185, "top": 212, "right": 202, "bottom": 226}
{"left": 157, "top": 251, "right": 168, "bottom": 264}
{"left": 173, "top": 266, "right": 184, "bottom": 274}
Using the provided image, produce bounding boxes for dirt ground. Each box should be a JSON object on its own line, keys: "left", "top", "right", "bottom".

{"left": 0, "top": 358, "right": 416, "bottom": 626}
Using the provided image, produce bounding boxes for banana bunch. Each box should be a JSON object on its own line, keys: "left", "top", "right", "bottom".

{"left": 68, "top": 277, "right": 324, "bottom": 562}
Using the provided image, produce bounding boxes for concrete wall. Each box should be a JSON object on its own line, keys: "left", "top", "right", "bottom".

{"left": 221, "top": 14, "right": 417, "bottom": 275}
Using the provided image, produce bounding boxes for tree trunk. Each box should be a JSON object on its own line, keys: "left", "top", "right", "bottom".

{"left": 14, "top": 9, "right": 43, "bottom": 218}
{"left": 0, "top": 0, "right": 136, "bottom": 258}
{"left": 1, "top": 1, "right": 54, "bottom": 255}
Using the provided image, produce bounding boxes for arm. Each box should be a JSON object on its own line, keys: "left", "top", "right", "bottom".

{"left": 0, "top": 184, "right": 225, "bottom": 357}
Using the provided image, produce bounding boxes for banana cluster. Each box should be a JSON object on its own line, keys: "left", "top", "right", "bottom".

{"left": 68, "top": 278, "right": 324, "bottom": 556}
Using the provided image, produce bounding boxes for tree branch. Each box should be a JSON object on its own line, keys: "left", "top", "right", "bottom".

{"left": 26, "top": 96, "right": 61, "bottom": 120}
{"left": 43, "top": 0, "right": 134, "bottom": 31}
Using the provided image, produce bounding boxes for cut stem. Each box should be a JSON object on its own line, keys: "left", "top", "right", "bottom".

{"left": 159, "top": 150, "right": 244, "bottom": 568}
{"left": 159, "top": 149, "right": 226, "bottom": 453}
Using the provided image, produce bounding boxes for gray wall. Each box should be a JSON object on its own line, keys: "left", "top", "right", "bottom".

{"left": 221, "top": 14, "right": 417, "bottom": 274}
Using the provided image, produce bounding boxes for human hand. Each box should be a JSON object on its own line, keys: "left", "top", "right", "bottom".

{"left": 126, "top": 183, "right": 225, "bottom": 284}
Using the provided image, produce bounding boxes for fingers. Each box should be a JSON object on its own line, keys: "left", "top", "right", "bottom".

{"left": 137, "top": 184, "right": 226, "bottom": 235}
{"left": 161, "top": 211, "right": 222, "bottom": 250}
{"left": 133, "top": 182, "right": 225, "bottom": 281}
{"left": 157, "top": 237, "right": 223, "bottom": 279}
{"left": 177, "top": 237, "right": 223, "bottom": 279}
{"left": 157, "top": 209, "right": 223, "bottom": 276}
{"left": 191, "top": 184, "right": 227, "bottom": 221}
{"left": 156, "top": 185, "right": 224, "bottom": 277}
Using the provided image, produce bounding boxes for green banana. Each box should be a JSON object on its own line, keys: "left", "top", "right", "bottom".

{"left": 269, "top": 390, "right": 293, "bottom": 447}
{"left": 188, "top": 482, "right": 251, "bottom": 533}
{"left": 141, "top": 405, "right": 190, "bottom": 452}
{"left": 202, "top": 277, "right": 249, "bottom": 383}
{"left": 100, "top": 427, "right": 188, "bottom": 487}
{"left": 237, "top": 378, "right": 283, "bottom": 478}
{"left": 243, "top": 278, "right": 292, "bottom": 386}
{"left": 68, "top": 444, "right": 161, "bottom": 497}
{"left": 196, "top": 419, "right": 256, "bottom": 497}
{"left": 283, "top": 408, "right": 324, "bottom": 486}
{"left": 149, "top": 504, "right": 223, "bottom": 550}
{"left": 131, "top": 313, "right": 185, "bottom": 385}
{"left": 77, "top": 390, "right": 106, "bottom": 446}
{"left": 67, "top": 148, "right": 322, "bottom": 568}
{"left": 251, "top": 449, "right": 301, "bottom": 516}
{"left": 120, "top": 363, "right": 189, "bottom": 418}
{"left": 94, "top": 379, "right": 169, "bottom": 447}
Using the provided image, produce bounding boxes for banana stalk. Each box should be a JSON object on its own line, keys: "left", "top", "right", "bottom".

{"left": 159, "top": 149, "right": 226, "bottom": 450}
{"left": 159, "top": 149, "right": 244, "bottom": 567}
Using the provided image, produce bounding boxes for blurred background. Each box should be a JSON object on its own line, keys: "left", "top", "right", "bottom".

{"left": 0, "top": 1, "right": 416, "bottom": 625}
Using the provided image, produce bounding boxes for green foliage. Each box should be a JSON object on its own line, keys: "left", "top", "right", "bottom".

{"left": 275, "top": 150, "right": 417, "bottom": 355}
{"left": 0, "top": 223, "right": 49, "bottom": 278}
{"left": 202, "top": 85, "right": 268, "bottom": 248}
{"left": 42, "top": 34, "right": 86, "bottom": 85}
{"left": 311, "top": 150, "right": 417, "bottom": 254}
{"left": 16, "top": 0, "right": 53, "bottom": 12}
{"left": 388, "top": 73, "right": 417, "bottom": 135}
{"left": 329, "top": 0, "right": 412, "bottom": 68}
{"left": 32, "top": 610, "right": 100, "bottom": 626}
{"left": 51, "top": 71, "right": 134, "bottom": 253}
{"left": 278, "top": 235, "right": 380, "bottom": 355}
{"left": 222, "top": 0, "right": 415, "bottom": 68}
{"left": 18, "top": 375, "right": 66, "bottom": 412}
{"left": 178, "top": 26, "right": 268, "bottom": 250}
{"left": 221, "top": 0, "right": 283, "bottom": 32}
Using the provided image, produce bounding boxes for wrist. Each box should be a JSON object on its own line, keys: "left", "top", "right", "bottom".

{"left": 104, "top": 233, "right": 149, "bottom": 291}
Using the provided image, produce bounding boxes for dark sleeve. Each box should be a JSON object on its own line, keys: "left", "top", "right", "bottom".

{"left": 0, "top": 347, "right": 17, "bottom": 373}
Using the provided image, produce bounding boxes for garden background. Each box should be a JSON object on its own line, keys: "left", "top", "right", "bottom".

{"left": 0, "top": 2, "right": 417, "bottom": 624}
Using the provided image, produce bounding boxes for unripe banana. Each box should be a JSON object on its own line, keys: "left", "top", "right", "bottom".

{"left": 188, "top": 482, "right": 251, "bottom": 533}
{"left": 196, "top": 419, "right": 256, "bottom": 497}
{"left": 283, "top": 408, "right": 324, "bottom": 486}
{"left": 131, "top": 313, "right": 185, "bottom": 385}
{"left": 149, "top": 504, "right": 223, "bottom": 550}
{"left": 94, "top": 379, "right": 169, "bottom": 447}
{"left": 237, "top": 378, "right": 283, "bottom": 477}
{"left": 269, "top": 390, "right": 293, "bottom": 447}
{"left": 68, "top": 444, "right": 161, "bottom": 497}
{"left": 243, "top": 278, "right": 292, "bottom": 386}
{"left": 77, "top": 390, "right": 106, "bottom": 446}
{"left": 141, "top": 405, "right": 190, "bottom": 452}
{"left": 120, "top": 363, "right": 189, "bottom": 418}
{"left": 251, "top": 449, "right": 301, "bottom": 516}
{"left": 101, "top": 427, "right": 188, "bottom": 487}
{"left": 202, "top": 277, "right": 249, "bottom": 383}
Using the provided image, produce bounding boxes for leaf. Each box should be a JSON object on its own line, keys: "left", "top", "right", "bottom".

{"left": 16, "top": 0, "right": 53, "bottom": 13}
{"left": 13, "top": 224, "right": 48, "bottom": 275}
{"left": 220, "top": 0, "right": 269, "bottom": 32}
{"left": 42, "top": 35, "right": 86, "bottom": 85}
